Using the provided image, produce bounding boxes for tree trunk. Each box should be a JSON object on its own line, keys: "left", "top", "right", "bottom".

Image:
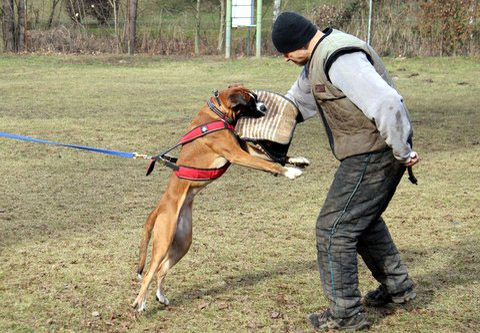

{"left": 217, "top": 0, "right": 225, "bottom": 52}
{"left": 107, "top": 0, "right": 119, "bottom": 53}
{"left": 2, "top": 0, "right": 16, "bottom": 52}
{"left": 47, "top": 0, "right": 61, "bottom": 29}
{"left": 195, "top": 0, "right": 201, "bottom": 55}
{"left": 17, "top": 0, "right": 26, "bottom": 51}
{"left": 126, "top": 0, "right": 138, "bottom": 55}
{"left": 273, "top": 0, "right": 281, "bottom": 23}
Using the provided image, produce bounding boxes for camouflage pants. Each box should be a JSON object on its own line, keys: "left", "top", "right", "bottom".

{"left": 316, "top": 149, "right": 413, "bottom": 318}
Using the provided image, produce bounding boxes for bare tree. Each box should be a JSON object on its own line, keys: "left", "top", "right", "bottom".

{"left": 126, "top": 0, "right": 138, "bottom": 54}
{"left": 107, "top": 0, "right": 119, "bottom": 52}
{"left": 273, "top": 0, "right": 281, "bottom": 23}
{"left": 17, "top": 0, "right": 26, "bottom": 51}
{"left": 195, "top": 0, "right": 201, "bottom": 55}
{"left": 2, "top": 0, "right": 16, "bottom": 51}
{"left": 47, "top": 0, "right": 62, "bottom": 29}
{"left": 217, "top": 0, "right": 225, "bottom": 52}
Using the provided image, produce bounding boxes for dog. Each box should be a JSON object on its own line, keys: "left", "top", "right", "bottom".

{"left": 132, "top": 85, "right": 307, "bottom": 312}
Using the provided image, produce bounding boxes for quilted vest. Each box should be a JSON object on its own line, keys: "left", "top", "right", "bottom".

{"left": 308, "top": 29, "right": 394, "bottom": 160}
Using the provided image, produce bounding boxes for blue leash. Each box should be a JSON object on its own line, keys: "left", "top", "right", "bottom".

{"left": 0, "top": 132, "right": 151, "bottom": 160}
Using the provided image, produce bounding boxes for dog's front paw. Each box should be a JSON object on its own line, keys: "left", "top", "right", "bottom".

{"left": 284, "top": 167, "right": 303, "bottom": 180}
{"left": 287, "top": 156, "right": 310, "bottom": 167}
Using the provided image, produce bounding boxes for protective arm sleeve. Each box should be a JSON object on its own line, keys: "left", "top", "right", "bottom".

{"left": 285, "top": 67, "right": 318, "bottom": 122}
{"left": 329, "top": 52, "right": 413, "bottom": 162}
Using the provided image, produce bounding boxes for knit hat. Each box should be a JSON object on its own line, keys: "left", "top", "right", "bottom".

{"left": 272, "top": 12, "right": 317, "bottom": 53}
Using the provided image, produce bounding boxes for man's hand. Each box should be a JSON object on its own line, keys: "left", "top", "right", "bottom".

{"left": 404, "top": 151, "right": 420, "bottom": 167}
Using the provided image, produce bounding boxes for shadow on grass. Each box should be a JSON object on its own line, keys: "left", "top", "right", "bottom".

{"left": 165, "top": 259, "right": 318, "bottom": 308}
{"left": 369, "top": 237, "right": 480, "bottom": 325}
{"left": 138, "top": 237, "right": 480, "bottom": 326}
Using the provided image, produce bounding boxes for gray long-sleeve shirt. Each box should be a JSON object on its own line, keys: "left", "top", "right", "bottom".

{"left": 286, "top": 51, "right": 413, "bottom": 162}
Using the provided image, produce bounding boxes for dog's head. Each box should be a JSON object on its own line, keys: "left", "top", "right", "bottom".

{"left": 219, "top": 85, "right": 267, "bottom": 122}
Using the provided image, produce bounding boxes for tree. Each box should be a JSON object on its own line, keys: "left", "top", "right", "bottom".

{"left": 47, "top": 0, "right": 63, "bottom": 29}
{"left": 2, "top": 0, "right": 15, "bottom": 51}
{"left": 17, "top": 0, "right": 26, "bottom": 51}
{"left": 273, "top": 0, "right": 281, "bottom": 23}
{"left": 217, "top": 0, "right": 225, "bottom": 52}
{"left": 194, "top": 0, "right": 201, "bottom": 55}
{"left": 1, "top": 0, "right": 26, "bottom": 52}
{"left": 125, "top": 0, "right": 138, "bottom": 54}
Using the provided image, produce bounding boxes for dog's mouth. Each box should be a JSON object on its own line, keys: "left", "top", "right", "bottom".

{"left": 245, "top": 92, "right": 267, "bottom": 118}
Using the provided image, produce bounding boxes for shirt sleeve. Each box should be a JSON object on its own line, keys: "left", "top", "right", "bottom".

{"left": 328, "top": 51, "right": 413, "bottom": 162}
{"left": 285, "top": 67, "right": 318, "bottom": 122}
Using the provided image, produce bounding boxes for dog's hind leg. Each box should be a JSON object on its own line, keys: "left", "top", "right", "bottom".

{"left": 136, "top": 207, "right": 159, "bottom": 280}
{"left": 132, "top": 180, "right": 190, "bottom": 312}
{"left": 155, "top": 193, "right": 195, "bottom": 306}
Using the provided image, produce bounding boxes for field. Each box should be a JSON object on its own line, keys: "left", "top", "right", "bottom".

{"left": 0, "top": 55, "right": 479, "bottom": 332}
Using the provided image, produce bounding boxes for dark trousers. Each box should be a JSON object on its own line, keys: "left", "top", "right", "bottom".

{"left": 316, "top": 149, "right": 413, "bottom": 318}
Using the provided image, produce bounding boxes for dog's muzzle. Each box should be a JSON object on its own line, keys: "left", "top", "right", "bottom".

{"left": 248, "top": 91, "right": 267, "bottom": 116}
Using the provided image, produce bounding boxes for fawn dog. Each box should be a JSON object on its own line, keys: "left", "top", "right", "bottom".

{"left": 132, "top": 86, "right": 305, "bottom": 312}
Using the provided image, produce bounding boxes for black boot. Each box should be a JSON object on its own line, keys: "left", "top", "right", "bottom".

{"left": 308, "top": 309, "right": 370, "bottom": 331}
{"left": 364, "top": 285, "right": 416, "bottom": 307}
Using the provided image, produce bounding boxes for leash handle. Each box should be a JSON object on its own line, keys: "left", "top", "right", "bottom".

{"left": 407, "top": 166, "right": 418, "bottom": 185}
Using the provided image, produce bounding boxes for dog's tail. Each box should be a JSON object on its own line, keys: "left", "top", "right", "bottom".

{"left": 136, "top": 208, "right": 158, "bottom": 279}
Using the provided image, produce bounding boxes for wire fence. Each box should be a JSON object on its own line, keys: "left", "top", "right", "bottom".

{"left": 1, "top": 0, "right": 479, "bottom": 56}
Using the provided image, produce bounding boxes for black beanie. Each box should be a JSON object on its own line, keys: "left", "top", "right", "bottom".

{"left": 272, "top": 12, "right": 317, "bottom": 53}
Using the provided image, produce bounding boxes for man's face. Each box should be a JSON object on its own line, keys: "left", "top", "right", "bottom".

{"left": 283, "top": 48, "right": 310, "bottom": 66}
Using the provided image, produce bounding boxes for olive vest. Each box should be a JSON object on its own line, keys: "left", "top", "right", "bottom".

{"left": 308, "top": 29, "right": 394, "bottom": 160}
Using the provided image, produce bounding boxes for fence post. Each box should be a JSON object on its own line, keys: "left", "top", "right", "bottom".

{"left": 255, "top": 0, "right": 262, "bottom": 58}
{"left": 226, "top": 0, "right": 232, "bottom": 58}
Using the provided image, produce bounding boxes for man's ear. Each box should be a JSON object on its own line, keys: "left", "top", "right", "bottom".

{"left": 228, "top": 92, "right": 248, "bottom": 109}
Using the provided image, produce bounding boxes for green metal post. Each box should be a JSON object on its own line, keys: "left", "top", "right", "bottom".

{"left": 256, "top": 0, "right": 262, "bottom": 58}
{"left": 226, "top": 0, "right": 232, "bottom": 58}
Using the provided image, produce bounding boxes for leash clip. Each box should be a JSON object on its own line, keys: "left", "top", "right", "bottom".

{"left": 133, "top": 152, "right": 151, "bottom": 160}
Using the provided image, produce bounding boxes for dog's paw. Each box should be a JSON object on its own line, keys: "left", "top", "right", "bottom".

{"left": 287, "top": 156, "right": 310, "bottom": 167}
{"left": 156, "top": 290, "right": 170, "bottom": 306}
{"left": 284, "top": 167, "right": 303, "bottom": 180}
{"left": 132, "top": 299, "right": 147, "bottom": 312}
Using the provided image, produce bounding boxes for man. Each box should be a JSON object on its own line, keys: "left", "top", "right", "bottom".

{"left": 271, "top": 12, "right": 420, "bottom": 331}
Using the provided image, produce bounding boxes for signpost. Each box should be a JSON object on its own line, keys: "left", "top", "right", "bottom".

{"left": 226, "top": 0, "right": 262, "bottom": 58}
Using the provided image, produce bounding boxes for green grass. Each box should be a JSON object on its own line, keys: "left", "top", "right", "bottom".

{"left": 1, "top": 55, "right": 479, "bottom": 332}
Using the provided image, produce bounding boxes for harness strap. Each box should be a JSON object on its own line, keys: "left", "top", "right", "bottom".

{"left": 147, "top": 119, "right": 235, "bottom": 178}
{"left": 176, "top": 163, "right": 231, "bottom": 181}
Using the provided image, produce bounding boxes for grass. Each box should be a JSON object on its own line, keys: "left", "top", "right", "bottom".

{"left": 0, "top": 55, "right": 479, "bottom": 332}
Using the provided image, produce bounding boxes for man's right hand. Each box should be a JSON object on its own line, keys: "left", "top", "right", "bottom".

{"left": 404, "top": 151, "right": 420, "bottom": 167}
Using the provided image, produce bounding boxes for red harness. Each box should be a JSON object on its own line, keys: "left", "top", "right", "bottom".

{"left": 147, "top": 119, "right": 236, "bottom": 181}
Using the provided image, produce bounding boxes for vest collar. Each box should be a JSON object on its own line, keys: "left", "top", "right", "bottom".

{"left": 312, "top": 28, "right": 333, "bottom": 57}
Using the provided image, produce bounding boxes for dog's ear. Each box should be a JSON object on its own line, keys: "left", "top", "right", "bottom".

{"left": 227, "top": 83, "right": 244, "bottom": 89}
{"left": 228, "top": 91, "right": 249, "bottom": 109}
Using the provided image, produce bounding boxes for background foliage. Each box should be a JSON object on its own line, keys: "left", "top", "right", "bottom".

{"left": 1, "top": 0, "right": 479, "bottom": 55}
